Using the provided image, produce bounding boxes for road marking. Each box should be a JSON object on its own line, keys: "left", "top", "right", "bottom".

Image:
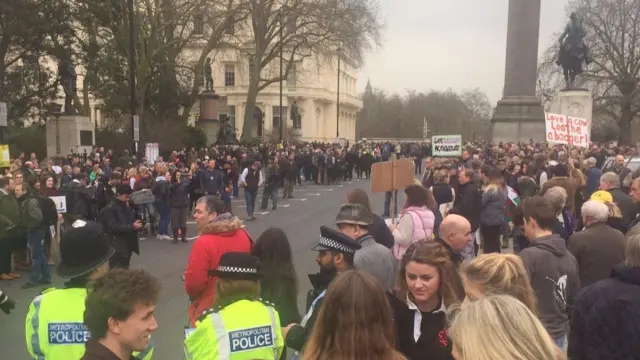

{"left": 281, "top": 204, "right": 290, "bottom": 208}
{"left": 258, "top": 211, "right": 269, "bottom": 215}
{"left": 305, "top": 193, "right": 321, "bottom": 196}
{"left": 237, "top": 205, "right": 247, "bottom": 208}
{"left": 319, "top": 188, "right": 333, "bottom": 192}
{"left": 289, "top": 198, "right": 307, "bottom": 201}
{"left": 187, "top": 221, "right": 196, "bottom": 224}
{"left": 339, "top": 185, "right": 344, "bottom": 187}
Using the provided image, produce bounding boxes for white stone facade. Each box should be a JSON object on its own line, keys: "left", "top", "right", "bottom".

{"left": 186, "top": 45, "right": 362, "bottom": 142}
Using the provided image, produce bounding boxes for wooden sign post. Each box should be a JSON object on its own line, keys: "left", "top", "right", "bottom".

{"left": 371, "top": 158, "right": 415, "bottom": 220}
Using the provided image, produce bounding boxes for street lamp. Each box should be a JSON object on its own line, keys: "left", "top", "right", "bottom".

{"left": 336, "top": 46, "right": 341, "bottom": 139}
{"left": 279, "top": 11, "right": 284, "bottom": 142}
{"left": 128, "top": 0, "right": 137, "bottom": 154}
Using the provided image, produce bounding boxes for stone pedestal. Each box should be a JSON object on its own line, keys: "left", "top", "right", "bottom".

{"left": 492, "top": 0, "right": 545, "bottom": 142}
{"left": 46, "top": 115, "right": 95, "bottom": 158}
{"left": 550, "top": 89, "right": 593, "bottom": 121}
{"left": 197, "top": 119, "right": 220, "bottom": 146}
{"left": 492, "top": 96, "right": 545, "bottom": 142}
{"left": 199, "top": 92, "right": 220, "bottom": 121}
{"left": 290, "top": 128, "right": 303, "bottom": 142}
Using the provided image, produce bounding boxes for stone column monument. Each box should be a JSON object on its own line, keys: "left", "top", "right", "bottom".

{"left": 492, "top": 0, "right": 545, "bottom": 142}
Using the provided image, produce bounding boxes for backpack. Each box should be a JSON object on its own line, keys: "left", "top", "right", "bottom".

{"left": 34, "top": 195, "right": 58, "bottom": 227}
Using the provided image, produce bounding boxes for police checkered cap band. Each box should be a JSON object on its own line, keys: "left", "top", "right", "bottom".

{"left": 216, "top": 265, "right": 258, "bottom": 274}
{"left": 320, "top": 236, "right": 355, "bottom": 254}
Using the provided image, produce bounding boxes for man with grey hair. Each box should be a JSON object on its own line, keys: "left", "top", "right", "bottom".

{"left": 568, "top": 232, "right": 640, "bottom": 359}
{"left": 600, "top": 171, "right": 637, "bottom": 228}
{"left": 583, "top": 156, "right": 601, "bottom": 198}
{"left": 543, "top": 186, "right": 572, "bottom": 241}
{"left": 604, "top": 154, "right": 632, "bottom": 192}
{"left": 568, "top": 200, "right": 626, "bottom": 288}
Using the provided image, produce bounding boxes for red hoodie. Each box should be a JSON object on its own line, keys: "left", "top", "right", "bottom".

{"left": 184, "top": 217, "right": 251, "bottom": 326}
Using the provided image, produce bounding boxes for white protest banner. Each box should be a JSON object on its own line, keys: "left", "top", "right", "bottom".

{"left": 432, "top": 135, "right": 462, "bottom": 157}
{"left": 50, "top": 196, "right": 67, "bottom": 213}
{"left": 145, "top": 143, "right": 159, "bottom": 163}
{"left": 544, "top": 112, "right": 591, "bottom": 148}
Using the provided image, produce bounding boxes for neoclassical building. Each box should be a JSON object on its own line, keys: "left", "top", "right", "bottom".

{"left": 186, "top": 46, "right": 363, "bottom": 142}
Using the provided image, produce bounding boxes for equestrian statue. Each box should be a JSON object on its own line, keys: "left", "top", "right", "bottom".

{"left": 556, "top": 12, "right": 592, "bottom": 89}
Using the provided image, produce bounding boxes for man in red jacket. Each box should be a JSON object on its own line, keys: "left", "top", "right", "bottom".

{"left": 184, "top": 195, "right": 252, "bottom": 326}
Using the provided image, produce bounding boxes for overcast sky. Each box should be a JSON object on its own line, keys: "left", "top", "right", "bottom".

{"left": 358, "top": 0, "right": 571, "bottom": 103}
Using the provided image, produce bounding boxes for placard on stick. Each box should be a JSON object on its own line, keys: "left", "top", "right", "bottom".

{"left": 371, "top": 158, "right": 415, "bottom": 193}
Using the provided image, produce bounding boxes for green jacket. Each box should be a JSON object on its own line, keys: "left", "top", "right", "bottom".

{"left": 18, "top": 194, "right": 43, "bottom": 230}
{"left": 0, "top": 190, "right": 21, "bottom": 239}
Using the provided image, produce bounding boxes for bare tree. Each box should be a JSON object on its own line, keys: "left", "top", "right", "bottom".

{"left": 539, "top": 0, "right": 640, "bottom": 144}
{"left": 232, "top": 0, "right": 382, "bottom": 140}
{"left": 70, "top": 0, "right": 245, "bottom": 136}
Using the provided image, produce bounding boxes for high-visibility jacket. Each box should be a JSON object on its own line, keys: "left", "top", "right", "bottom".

{"left": 184, "top": 299, "right": 283, "bottom": 360}
{"left": 25, "top": 287, "right": 154, "bottom": 360}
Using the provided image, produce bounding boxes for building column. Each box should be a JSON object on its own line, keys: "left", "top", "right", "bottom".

{"left": 491, "top": 0, "right": 545, "bottom": 142}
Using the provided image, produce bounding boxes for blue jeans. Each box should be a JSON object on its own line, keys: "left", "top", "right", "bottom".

{"left": 27, "top": 227, "right": 51, "bottom": 283}
{"left": 384, "top": 190, "right": 398, "bottom": 217}
{"left": 156, "top": 202, "right": 170, "bottom": 236}
{"left": 245, "top": 188, "right": 257, "bottom": 216}
{"left": 555, "top": 335, "right": 566, "bottom": 351}
{"left": 232, "top": 181, "right": 239, "bottom": 197}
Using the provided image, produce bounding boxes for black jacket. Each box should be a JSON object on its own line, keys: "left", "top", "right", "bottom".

{"left": 170, "top": 180, "right": 190, "bottom": 208}
{"left": 608, "top": 188, "right": 637, "bottom": 228}
{"left": 369, "top": 213, "right": 394, "bottom": 248}
{"left": 568, "top": 266, "right": 640, "bottom": 360}
{"left": 100, "top": 199, "right": 139, "bottom": 255}
{"left": 449, "top": 181, "right": 481, "bottom": 232}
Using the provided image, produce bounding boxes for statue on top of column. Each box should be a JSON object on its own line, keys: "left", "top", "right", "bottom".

{"left": 58, "top": 56, "right": 77, "bottom": 115}
{"left": 290, "top": 100, "right": 301, "bottom": 129}
{"left": 556, "top": 12, "right": 592, "bottom": 89}
{"left": 204, "top": 57, "right": 213, "bottom": 92}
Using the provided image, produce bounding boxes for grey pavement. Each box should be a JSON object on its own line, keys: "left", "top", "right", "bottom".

{"left": 0, "top": 177, "right": 405, "bottom": 360}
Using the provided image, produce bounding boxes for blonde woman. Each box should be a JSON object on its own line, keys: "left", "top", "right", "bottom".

{"left": 479, "top": 168, "right": 506, "bottom": 253}
{"left": 449, "top": 295, "right": 565, "bottom": 360}
{"left": 460, "top": 253, "right": 537, "bottom": 312}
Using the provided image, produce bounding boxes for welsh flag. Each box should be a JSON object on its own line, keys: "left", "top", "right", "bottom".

{"left": 505, "top": 186, "right": 520, "bottom": 223}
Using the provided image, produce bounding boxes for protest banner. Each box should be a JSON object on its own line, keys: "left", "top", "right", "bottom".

{"left": 145, "top": 143, "right": 159, "bottom": 163}
{"left": 544, "top": 112, "right": 591, "bottom": 148}
{"left": 432, "top": 135, "right": 462, "bottom": 157}
{"left": 49, "top": 196, "right": 67, "bottom": 213}
{"left": 132, "top": 189, "right": 155, "bottom": 205}
{"left": 0, "top": 145, "right": 10, "bottom": 168}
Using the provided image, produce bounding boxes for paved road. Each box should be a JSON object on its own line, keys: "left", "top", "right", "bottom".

{"left": 0, "top": 177, "right": 406, "bottom": 360}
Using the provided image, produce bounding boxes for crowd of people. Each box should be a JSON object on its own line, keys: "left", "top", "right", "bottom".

{"left": 0, "top": 138, "right": 639, "bottom": 360}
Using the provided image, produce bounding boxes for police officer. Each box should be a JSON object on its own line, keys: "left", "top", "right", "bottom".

{"left": 25, "top": 220, "right": 154, "bottom": 360}
{"left": 184, "top": 252, "right": 284, "bottom": 359}
{"left": 287, "top": 225, "right": 361, "bottom": 359}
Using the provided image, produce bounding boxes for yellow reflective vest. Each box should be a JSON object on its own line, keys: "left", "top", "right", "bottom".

{"left": 25, "top": 287, "right": 154, "bottom": 360}
{"left": 184, "top": 299, "right": 283, "bottom": 360}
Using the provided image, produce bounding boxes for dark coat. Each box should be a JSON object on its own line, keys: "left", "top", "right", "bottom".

{"left": 369, "top": 213, "right": 394, "bottom": 248}
{"left": 100, "top": 199, "right": 139, "bottom": 255}
{"left": 608, "top": 187, "right": 637, "bottom": 228}
{"left": 81, "top": 340, "right": 137, "bottom": 360}
{"left": 169, "top": 180, "right": 190, "bottom": 208}
{"left": 449, "top": 181, "right": 481, "bottom": 232}
{"left": 568, "top": 222, "right": 626, "bottom": 288}
{"left": 0, "top": 191, "right": 21, "bottom": 239}
{"left": 568, "top": 266, "right": 640, "bottom": 360}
